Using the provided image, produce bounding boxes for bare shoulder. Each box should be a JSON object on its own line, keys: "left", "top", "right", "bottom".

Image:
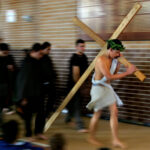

{"left": 96, "top": 55, "right": 107, "bottom": 64}
{"left": 95, "top": 56, "right": 107, "bottom": 77}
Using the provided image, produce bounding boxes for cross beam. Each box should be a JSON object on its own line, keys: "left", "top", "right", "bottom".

{"left": 44, "top": 3, "right": 144, "bottom": 132}
{"left": 73, "top": 16, "right": 146, "bottom": 81}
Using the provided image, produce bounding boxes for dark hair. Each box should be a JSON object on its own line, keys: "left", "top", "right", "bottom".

{"left": 2, "top": 120, "right": 19, "bottom": 143}
{"left": 31, "top": 43, "right": 42, "bottom": 52}
{"left": 107, "top": 39, "right": 124, "bottom": 51}
{"left": 98, "top": 148, "right": 111, "bottom": 150}
{"left": 42, "top": 42, "right": 51, "bottom": 49}
{"left": 23, "top": 49, "right": 30, "bottom": 54}
{"left": 0, "top": 43, "right": 10, "bottom": 51}
{"left": 49, "top": 133, "right": 66, "bottom": 150}
{"left": 75, "top": 39, "right": 85, "bottom": 46}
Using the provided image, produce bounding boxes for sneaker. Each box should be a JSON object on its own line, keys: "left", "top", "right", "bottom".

{"left": 2, "top": 108, "right": 9, "bottom": 113}
{"left": 3, "top": 108, "right": 15, "bottom": 115}
{"left": 77, "top": 128, "right": 88, "bottom": 133}
{"left": 5, "top": 110, "right": 15, "bottom": 115}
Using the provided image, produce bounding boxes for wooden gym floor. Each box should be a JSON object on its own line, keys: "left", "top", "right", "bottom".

{"left": 4, "top": 113, "right": 150, "bottom": 150}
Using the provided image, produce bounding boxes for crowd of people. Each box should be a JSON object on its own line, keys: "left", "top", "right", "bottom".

{"left": 0, "top": 39, "right": 90, "bottom": 149}
{"left": 0, "top": 41, "right": 56, "bottom": 140}
{"left": 0, "top": 38, "right": 136, "bottom": 149}
{"left": 0, "top": 40, "right": 66, "bottom": 150}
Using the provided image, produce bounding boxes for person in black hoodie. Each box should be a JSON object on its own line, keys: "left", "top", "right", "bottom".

{"left": 41, "top": 42, "right": 56, "bottom": 117}
{"left": 15, "top": 43, "right": 47, "bottom": 140}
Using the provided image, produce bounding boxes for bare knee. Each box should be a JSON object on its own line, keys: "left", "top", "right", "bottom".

{"left": 110, "top": 107, "right": 118, "bottom": 117}
{"left": 113, "top": 109, "right": 118, "bottom": 117}
{"left": 93, "top": 110, "right": 101, "bottom": 120}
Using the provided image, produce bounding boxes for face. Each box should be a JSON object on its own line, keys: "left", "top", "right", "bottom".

{"left": 110, "top": 49, "right": 120, "bottom": 59}
{"left": 0, "top": 50, "right": 8, "bottom": 56}
{"left": 35, "top": 50, "right": 44, "bottom": 59}
{"left": 76, "top": 43, "right": 85, "bottom": 53}
{"left": 42, "top": 46, "right": 51, "bottom": 55}
{"left": 3, "top": 50, "right": 9, "bottom": 55}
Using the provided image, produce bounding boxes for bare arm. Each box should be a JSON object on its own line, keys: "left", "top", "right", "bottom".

{"left": 114, "top": 62, "right": 121, "bottom": 74}
{"left": 98, "top": 57, "right": 136, "bottom": 80}
{"left": 72, "top": 66, "right": 80, "bottom": 82}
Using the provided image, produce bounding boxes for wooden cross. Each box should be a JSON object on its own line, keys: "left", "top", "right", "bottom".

{"left": 44, "top": 3, "right": 146, "bottom": 132}
{"left": 72, "top": 17, "right": 146, "bottom": 81}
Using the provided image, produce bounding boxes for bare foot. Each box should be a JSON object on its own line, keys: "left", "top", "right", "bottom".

{"left": 87, "top": 136, "right": 102, "bottom": 146}
{"left": 78, "top": 129, "right": 88, "bottom": 133}
{"left": 68, "top": 121, "right": 76, "bottom": 127}
{"left": 112, "top": 139, "right": 126, "bottom": 149}
{"left": 35, "top": 134, "right": 47, "bottom": 140}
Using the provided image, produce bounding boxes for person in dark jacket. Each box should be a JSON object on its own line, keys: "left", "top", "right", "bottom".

{"left": 0, "top": 120, "right": 44, "bottom": 150}
{"left": 41, "top": 42, "right": 56, "bottom": 117}
{"left": 0, "top": 43, "right": 17, "bottom": 127}
{"left": 15, "top": 43, "right": 47, "bottom": 140}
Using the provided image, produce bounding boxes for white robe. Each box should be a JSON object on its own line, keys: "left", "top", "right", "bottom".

{"left": 86, "top": 59, "right": 123, "bottom": 112}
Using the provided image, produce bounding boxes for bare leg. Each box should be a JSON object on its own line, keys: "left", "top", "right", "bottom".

{"left": 87, "top": 110, "right": 102, "bottom": 146}
{"left": 109, "top": 103, "right": 126, "bottom": 149}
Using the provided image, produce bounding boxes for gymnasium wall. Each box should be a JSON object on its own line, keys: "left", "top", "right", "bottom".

{"left": 0, "top": 0, "right": 149, "bottom": 126}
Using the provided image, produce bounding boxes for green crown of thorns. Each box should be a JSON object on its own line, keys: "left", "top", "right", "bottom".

{"left": 107, "top": 40, "right": 125, "bottom": 51}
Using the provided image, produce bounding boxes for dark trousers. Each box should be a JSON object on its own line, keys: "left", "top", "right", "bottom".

{"left": 66, "top": 92, "right": 85, "bottom": 130}
{"left": 42, "top": 84, "right": 55, "bottom": 117}
{"left": 0, "top": 107, "right": 2, "bottom": 132}
{"left": 18, "top": 97, "right": 46, "bottom": 137}
{"left": 0, "top": 83, "right": 13, "bottom": 108}
{"left": 0, "top": 96, "right": 6, "bottom": 128}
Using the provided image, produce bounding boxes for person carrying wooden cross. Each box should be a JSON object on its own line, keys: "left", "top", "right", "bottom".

{"left": 86, "top": 39, "right": 136, "bottom": 149}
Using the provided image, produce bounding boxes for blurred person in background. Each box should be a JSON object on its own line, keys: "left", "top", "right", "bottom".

{"left": 65, "top": 39, "right": 88, "bottom": 133}
{"left": 0, "top": 43, "right": 17, "bottom": 129}
{"left": 15, "top": 43, "right": 47, "bottom": 140}
{"left": 0, "top": 120, "right": 44, "bottom": 150}
{"left": 41, "top": 42, "right": 56, "bottom": 118}
{"left": 49, "top": 133, "right": 66, "bottom": 150}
